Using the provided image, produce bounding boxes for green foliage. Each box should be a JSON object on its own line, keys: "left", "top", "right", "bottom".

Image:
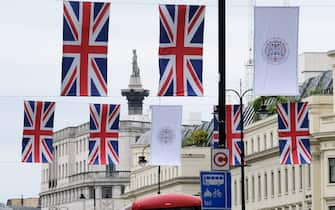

{"left": 308, "top": 87, "right": 326, "bottom": 96}
{"left": 182, "top": 129, "right": 208, "bottom": 147}
{"left": 252, "top": 96, "right": 290, "bottom": 118}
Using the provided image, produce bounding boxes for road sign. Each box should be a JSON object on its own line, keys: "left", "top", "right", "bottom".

{"left": 200, "top": 171, "right": 231, "bottom": 210}
{"left": 212, "top": 148, "right": 229, "bottom": 171}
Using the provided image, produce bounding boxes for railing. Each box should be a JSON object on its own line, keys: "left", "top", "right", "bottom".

{"left": 68, "top": 170, "right": 131, "bottom": 183}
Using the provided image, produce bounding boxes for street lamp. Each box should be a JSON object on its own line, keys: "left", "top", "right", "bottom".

{"left": 226, "top": 88, "right": 252, "bottom": 210}
{"left": 138, "top": 145, "right": 161, "bottom": 194}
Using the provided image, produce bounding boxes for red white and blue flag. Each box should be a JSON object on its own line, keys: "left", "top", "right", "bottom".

{"left": 62, "top": 1, "right": 110, "bottom": 96}
{"left": 213, "top": 105, "right": 242, "bottom": 166}
{"left": 89, "top": 104, "right": 120, "bottom": 165}
{"left": 212, "top": 111, "right": 219, "bottom": 148}
{"left": 277, "top": 102, "right": 311, "bottom": 165}
{"left": 158, "top": 4, "right": 205, "bottom": 96}
{"left": 22, "top": 101, "right": 55, "bottom": 163}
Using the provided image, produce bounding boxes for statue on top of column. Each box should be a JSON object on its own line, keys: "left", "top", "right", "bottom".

{"left": 132, "top": 49, "right": 140, "bottom": 77}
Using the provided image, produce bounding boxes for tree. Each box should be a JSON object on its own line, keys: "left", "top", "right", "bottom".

{"left": 182, "top": 129, "right": 208, "bottom": 147}
{"left": 252, "top": 96, "right": 290, "bottom": 119}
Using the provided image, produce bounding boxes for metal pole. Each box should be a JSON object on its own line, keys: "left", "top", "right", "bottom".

{"left": 93, "top": 188, "right": 96, "bottom": 210}
{"left": 227, "top": 88, "right": 252, "bottom": 210}
{"left": 218, "top": 0, "right": 226, "bottom": 147}
{"left": 158, "top": 166, "right": 161, "bottom": 194}
{"left": 240, "top": 95, "right": 246, "bottom": 210}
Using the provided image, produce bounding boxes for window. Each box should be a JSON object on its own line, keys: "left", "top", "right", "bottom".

{"left": 307, "top": 164, "right": 311, "bottom": 188}
{"left": 55, "top": 146, "right": 58, "bottom": 159}
{"left": 292, "top": 166, "right": 296, "bottom": 192}
{"left": 89, "top": 187, "right": 95, "bottom": 199}
{"left": 329, "top": 158, "right": 335, "bottom": 183}
{"left": 102, "top": 187, "right": 113, "bottom": 198}
{"left": 234, "top": 181, "right": 237, "bottom": 205}
{"left": 270, "top": 132, "right": 273, "bottom": 148}
{"left": 252, "top": 176, "right": 255, "bottom": 201}
{"left": 80, "top": 140, "right": 82, "bottom": 152}
{"left": 299, "top": 165, "right": 303, "bottom": 190}
{"left": 245, "top": 141, "right": 248, "bottom": 155}
{"left": 285, "top": 168, "right": 288, "bottom": 193}
{"left": 258, "top": 175, "right": 261, "bottom": 200}
{"left": 278, "top": 170, "right": 281, "bottom": 195}
{"left": 264, "top": 173, "right": 268, "bottom": 198}
{"left": 271, "top": 171, "right": 274, "bottom": 196}
{"left": 245, "top": 178, "right": 249, "bottom": 201}
{"left": 264, "top": 134, "right": 267, "bottom": 150}
{"left": 329, "top": 206, "right": 335, "bottom": 210}
{"left": 251, "top": 139, "right": 254, "bottom": 153}
{"left": 257, "top": 136, "right": 261, "bottom": 152}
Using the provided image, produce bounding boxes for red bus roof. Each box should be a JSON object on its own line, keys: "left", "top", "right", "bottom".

{"left": 132, "top": 194, "right": 201, "bottom": 209}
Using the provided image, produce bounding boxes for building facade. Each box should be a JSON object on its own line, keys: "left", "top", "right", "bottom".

{"left": 231, "top": 97, "right": 335, "bottom": 209}
{"left": 6, "top": 198, "right": 39, "bottom": 208}
{"left": 123, "top": 134, "right": 211, "bottom": 201}
{"left": 39, "top": 117, "right": 151, "bottom": 210}
{"left": 298, "top": 52, "right": 333, "bottom": 85}
{"left": 39, "top": 50, "right": 151, "bottom": 210}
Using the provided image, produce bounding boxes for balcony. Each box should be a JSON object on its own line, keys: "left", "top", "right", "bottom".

{"left": 68, "top": 170, "right": 130, "bottom": 184}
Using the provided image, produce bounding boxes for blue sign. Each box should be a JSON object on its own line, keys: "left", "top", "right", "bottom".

{"left": 200, "top": 171, "right": 231, "bottom": 210}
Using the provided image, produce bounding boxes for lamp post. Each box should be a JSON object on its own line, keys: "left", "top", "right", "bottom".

{"left": 218, "top": 0, "right": 226, "bottom": 147}
{"left": 138, "top": 145, "right": 161, "bottom": 194}
{"left": 226, "top": 88, "right": 252, "bottom": 210}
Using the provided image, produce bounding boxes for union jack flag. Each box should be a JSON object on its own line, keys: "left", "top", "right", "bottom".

{"left": 22, "top": 101, "right": 55, "bottom": 163}
{"left": 212, "top": 105, "right": 242, "bottom": 166}
{"left": 89, "top": 104, "right": 120, "bottom": 165}
{"left": 277, "top": 102, "right": 311, "bottom": 165}
{"left": 61, "top": 1, "right": 110, "bottom": 96}
{"left": 225, "top": 105, "right": 242, "bottom": 166}
{"left": 158, "top": 4, "right": 205, "bottom": 96}
{"left": 212, "top": 109, "right": 219, "bottom": 148}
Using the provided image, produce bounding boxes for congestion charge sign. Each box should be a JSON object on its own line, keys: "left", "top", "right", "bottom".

{"left": 200, "top": 171, "right": 231, "bottom": 210}
{"left": 212, "top": 148, "right": 229, "bottom": 171}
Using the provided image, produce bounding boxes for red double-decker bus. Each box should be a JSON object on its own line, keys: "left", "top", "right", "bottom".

{"left": 122, "top": 194, "right": 201, "bottom": 210}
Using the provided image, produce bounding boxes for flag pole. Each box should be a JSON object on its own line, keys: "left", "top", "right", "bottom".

{"left": 218, "top": 0, "right": 226, "bottom": 147}
{"left": 227, "top": 88, "right": 252, "bottom": 210}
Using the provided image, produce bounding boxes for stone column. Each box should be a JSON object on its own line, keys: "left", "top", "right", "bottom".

{"left": 112, "top": 185, "right": 122, "bottom": 197}
{"left": 95, "top": 186, "right": 102, "bottom": 210}
{"left": 95, "top": 186, "right": 102, "bottom": 199}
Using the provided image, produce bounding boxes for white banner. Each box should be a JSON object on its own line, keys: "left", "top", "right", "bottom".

{"left": 254, "top": 7, "right": 299, "bottom": 96}
{"left": 151, "top": 105, "right": 182, "bottom": 166}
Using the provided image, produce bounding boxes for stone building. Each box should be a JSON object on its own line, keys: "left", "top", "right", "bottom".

{"left": 6, "top": 198, "right": 39, "bottom": 209}
{"left": 231, "top": 51, "right": 335, "bottom": 210}
{"left": 39, "top": 50, "right": 151, "bottom": 210}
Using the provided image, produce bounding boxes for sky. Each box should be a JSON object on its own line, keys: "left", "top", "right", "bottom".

{"left": 1, "top": 0, "right": 335, "bottom": 204}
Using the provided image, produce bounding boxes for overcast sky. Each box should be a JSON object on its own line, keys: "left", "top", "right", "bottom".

{"left": 1, "top": 0, "right": 335, "bottom": 204}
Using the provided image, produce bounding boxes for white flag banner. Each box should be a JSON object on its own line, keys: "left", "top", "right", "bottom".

{"left": 151, "top": 105, "right": 182, "bottom": 166}
{"left": 254, "top": 7, "right": 299, "bottom": 96}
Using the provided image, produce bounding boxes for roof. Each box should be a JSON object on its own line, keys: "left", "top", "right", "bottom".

{"left": 132, "top": 194, "right": 201, "bottom": 209}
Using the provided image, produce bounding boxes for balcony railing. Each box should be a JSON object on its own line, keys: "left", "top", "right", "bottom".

{"left": 48, "top": 170, "right": 130, "bottom": 189}
{"left": 68, "top": 170, "right": 131, "bottom": 182}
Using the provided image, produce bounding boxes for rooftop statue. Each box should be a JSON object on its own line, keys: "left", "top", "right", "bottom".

{"left": 132, "top": 49, "right": 140, "bottom": 77}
